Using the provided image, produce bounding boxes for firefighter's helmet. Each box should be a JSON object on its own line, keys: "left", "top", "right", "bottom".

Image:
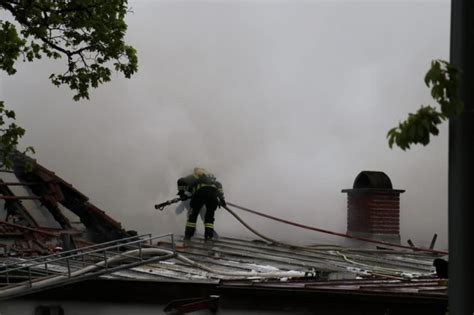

{"left": 194, "top": 167, "right": 207, "bottom": 177}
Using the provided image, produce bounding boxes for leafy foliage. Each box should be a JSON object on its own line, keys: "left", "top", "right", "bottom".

{"left": 0, "top": 0, "right": 138, "bottom": 168}
{"left": 387, "top": 60, "right": 462, "bottom": 150}
{"left": 0, "top": 101, "right": 35, "bottom": 169}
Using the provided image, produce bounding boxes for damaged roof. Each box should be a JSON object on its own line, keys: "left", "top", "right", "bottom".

{"left": 103, "top": 236, "right": 446, "bottom": 298}
{"left": 0, "top": 153, "right": 447, "bottom": 312}
{"left": 0, "top": 233, "right": 447, "bottom": 307}
{"left": 1, "top": 153, "right": 130, "bottom": 256}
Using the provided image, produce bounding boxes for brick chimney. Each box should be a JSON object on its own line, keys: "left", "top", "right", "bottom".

{"left": 342, "top": 171, "right": 404, "bottom": 244}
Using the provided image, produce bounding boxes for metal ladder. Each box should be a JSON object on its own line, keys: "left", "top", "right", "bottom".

{"left": 0, "top": 233, "right": 177, "bottom": 300}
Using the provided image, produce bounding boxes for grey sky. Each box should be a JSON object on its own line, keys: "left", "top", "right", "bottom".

{"left": 0, "top": 0, "right": 450, "bottom": 249}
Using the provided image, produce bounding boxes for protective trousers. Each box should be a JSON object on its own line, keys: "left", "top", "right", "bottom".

{"left": 185, "top": 186, "right": 218, "bottom": 240}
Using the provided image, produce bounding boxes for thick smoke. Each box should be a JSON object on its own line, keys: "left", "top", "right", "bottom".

{"left": 0, "top": 1, "right": 449, "bottom": 249}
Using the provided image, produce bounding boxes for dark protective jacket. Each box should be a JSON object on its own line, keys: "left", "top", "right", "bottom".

{"left": 177, "top": 173, "right": 225, "bottom": 202}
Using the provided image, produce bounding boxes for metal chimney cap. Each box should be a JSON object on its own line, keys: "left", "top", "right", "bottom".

{"left": 353, "top": 171, "right": 392, "bottom": 189}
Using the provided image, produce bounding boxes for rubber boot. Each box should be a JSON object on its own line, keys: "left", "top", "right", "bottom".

{"left": 204, "top": 228, "right": 214, "bottom": 250}
{"left": 184, "top": 226, "right": 195, "bottom": 240}
{"left": 205, "top": 228, "right": 214, "bottom": 241}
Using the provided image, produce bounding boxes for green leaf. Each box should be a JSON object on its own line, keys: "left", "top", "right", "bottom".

{"left": 388, "top": 60, "right": 463, "bottom": 150}
{"left": 1, "top": 1, "right": 136, "bottom": 166}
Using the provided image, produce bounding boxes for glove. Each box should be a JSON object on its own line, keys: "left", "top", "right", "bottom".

{"left": 178, "top": 192, "right": 187, "bottom": 201}
{"left": 220, "top": 199, "right": 227, "bottom": 208}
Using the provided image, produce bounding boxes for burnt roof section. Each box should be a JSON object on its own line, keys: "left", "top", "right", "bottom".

{"left": 0, "top": 152, "right": 129, "bottom": 256}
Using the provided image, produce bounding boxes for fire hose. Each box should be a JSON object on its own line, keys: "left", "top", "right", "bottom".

{"left": 154, "top": 198, "right": 448, "bottom": 255}
{"left": 224, "top": 202, "right": 448, "bottom": 255}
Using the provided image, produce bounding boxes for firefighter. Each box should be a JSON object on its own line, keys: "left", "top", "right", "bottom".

{"left": 177, "top": 167, "right": 226, "bottom": 241}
